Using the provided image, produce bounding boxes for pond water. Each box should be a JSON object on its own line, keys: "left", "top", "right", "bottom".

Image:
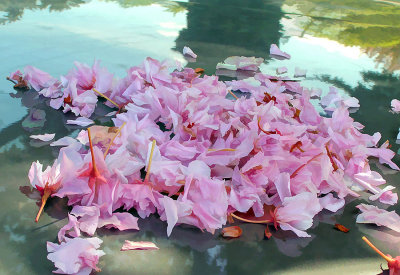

{"left": 0, "top": 0, "right": 400, "bottom": 274}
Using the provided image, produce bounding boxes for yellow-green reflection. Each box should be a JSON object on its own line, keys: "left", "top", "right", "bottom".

{"left": 283, "top": 0, "right": 400, "bottom": 71}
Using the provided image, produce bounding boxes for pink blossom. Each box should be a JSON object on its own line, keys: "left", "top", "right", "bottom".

{"left": 47, "top": 237, "right": 105, "bottom": 275}
{"left": 275, "top": 192, "right": 322, "bottom": 237}
{"left": 28, "top": 160, "right": 62, "bottom": 222}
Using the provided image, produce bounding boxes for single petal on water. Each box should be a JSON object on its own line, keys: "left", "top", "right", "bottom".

{"left": 221, "top": 226, "right": 243, "bottom": 238}
{"left": 30, "top": 133, "right": 55, "bottom": 142}
{"left": 120, "top": 240, "right": 159, "bottom": 251}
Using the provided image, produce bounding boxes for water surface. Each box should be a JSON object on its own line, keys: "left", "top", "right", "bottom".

{"left": 1, "top": 0, "right": 400, "bottom": 274}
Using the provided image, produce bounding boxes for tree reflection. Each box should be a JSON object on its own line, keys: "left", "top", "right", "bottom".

{"left": 283, "top": 0, "right": 400, "bottom": 72}
{"left": 0, "top": 0, "right": 184, "bottom": 24}
{"left": 174, "top": 0, "right": 283, "bottom": 72}
{"left": 0, "top": 0, "right": 86, "bottom": 24}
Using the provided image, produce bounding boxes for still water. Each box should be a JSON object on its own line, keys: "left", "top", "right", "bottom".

{"left": 0, "top": 0, "right": 400, "bottom": 274}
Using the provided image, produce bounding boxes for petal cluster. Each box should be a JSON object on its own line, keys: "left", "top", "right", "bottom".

{"left": 11, "top": 49, "right": 400, "bottom": 273}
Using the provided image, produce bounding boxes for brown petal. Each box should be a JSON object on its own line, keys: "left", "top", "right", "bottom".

{"left": 195, "top": 68, "right": 205, "bottom": 74}
{"left": 222, "top": 226, "right": 242, "bottom": 238}
{"left": 334, "top": 223, "right": 350, "bottom": 233}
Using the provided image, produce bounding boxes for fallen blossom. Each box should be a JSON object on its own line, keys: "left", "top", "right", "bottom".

{"left": 47, "top": 237, "right": 105, "bottom": 275}
{"left": 275, "top": 193, "right": 322, "bottom": 237}
{"left": 28, "top": 160, "right": 62, "bottom": 222}
{"left": 120, "top": 240, "right": 159, "bottom": 251}
{"left": 362, "top": 236, "right": 400, "bottom": 275}
{"left": 8, "top": 46, "right": 400, "bottom": 274}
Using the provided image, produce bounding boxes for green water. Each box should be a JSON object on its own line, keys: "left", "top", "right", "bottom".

{"left": 0, "top": 0, "right": 400, "bottom": 274}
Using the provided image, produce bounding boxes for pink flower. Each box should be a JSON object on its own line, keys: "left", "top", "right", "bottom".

{"left": 47, "top": 237, "right": 105, "bottom": 275}
{"left": 9, "top": 66, "right": 55, "bottom": 91}
{"left": 275, "top": 192, "right": 322, "bottom": 237}
{"left": 58, "top": 205, "right": 139, "bottom": 242}
{"left": 28, "top": 160, "right": 62, "bottom": 222}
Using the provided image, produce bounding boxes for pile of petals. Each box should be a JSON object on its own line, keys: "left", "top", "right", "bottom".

{"left": 10, "top": 46, "right": 400, "bottom": 274}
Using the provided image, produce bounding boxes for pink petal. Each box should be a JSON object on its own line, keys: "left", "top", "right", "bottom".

{"left": 356, "top": 204, "right": 400, "bottom": 233}
{"left": 319, "top": 193, "right": 345, "bottom": 212}
{"left": 120, "top": 240, "right": 159, "bottom": 251}
{"left": 183, "top": 46, "right": 197, "bottom": 58}
{"left": 30, "top": 133, "right": 55, "bottom": 142}
{"left": 270, "top": 44, "right": 291, "bottom": 59}
{"left": 276, "top": 67, "right": 288, "bottom": 74}
{"left": 391, "top": 99, "right": 400, "bottom": 113}
{"left": 98, "top": 212, "right": 139, "bottom": 231}
{"left": 66, "top": 117, "right": 94, "bottom": 127}
{"left": 294, "top": 67, "right": 306, "bottom": 78}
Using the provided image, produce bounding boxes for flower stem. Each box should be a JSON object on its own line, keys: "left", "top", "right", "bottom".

{"left": 6, "top": 77, "right": 16, "bottom": 84}
{"left": 92, "top": 88, "right": 120, "bottom": 109}
{"left": 35, "top": 189, "right": 51, "bottom": 223}
{"left": 228, "top": 89, "right": 239, "bottom": 100}
{"left": 87, "top": 128, "right": 99, "bottom": 176}
{"left": 230, "top": 213, "right": 272, "bottom": 224}
{"left": 207, "top": 148, "right": 236, "bottom": 152}
{"left": 362, "top": 236, "right": 394, "bottom": 263}
{"left": 103, "top": 123, "right": 126, "bottom": 159}
{"left": 144, "top": 140, "right": 156, "bottom": 182}
{"left": 290, "top": 152, "right": 323, "bottom": 179}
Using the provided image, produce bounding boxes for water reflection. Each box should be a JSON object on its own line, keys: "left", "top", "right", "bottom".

{"left": 283, "top": 0, "right": 400, "bottom": 72}
{"left": 320, "top": 70, "right": 400, "bottom": 158}
{"left": 0, "top": 0, "right": 187, "bottom": 24}
{"left": 1, "top": 0, "right": 400, "bottom": 274}
{"left": 175, "top": 0, "right": 283, "bottom": 72}
{"left": 0, "top": 0, "right": 86, "bottom": 24}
